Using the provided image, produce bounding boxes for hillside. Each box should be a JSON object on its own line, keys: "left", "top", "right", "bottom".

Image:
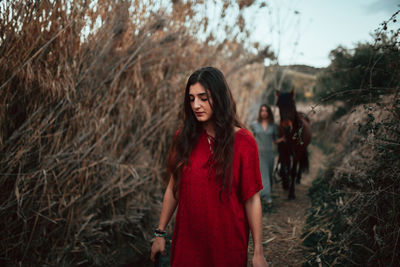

{"left": 302, "top": 94, "right": 400, "bottom": 266}
{"left": 281, "top": 64, "right": 323, "bottom": 76}
{"left": 262, "top": 64, "right": 322, "bottom": 101}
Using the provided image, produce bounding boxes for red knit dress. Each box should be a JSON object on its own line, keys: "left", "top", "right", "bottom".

{"left": 170, "top": 128, "right": 263, "bottom": 267}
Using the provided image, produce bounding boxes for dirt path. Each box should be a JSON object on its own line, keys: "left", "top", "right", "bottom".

{"left": 248, "top": 144, "right": 326, "bottom": 266}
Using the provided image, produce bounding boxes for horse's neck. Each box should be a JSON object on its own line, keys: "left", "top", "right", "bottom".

{"left": 293, "top": 112, "right": 301, "bottom": 129}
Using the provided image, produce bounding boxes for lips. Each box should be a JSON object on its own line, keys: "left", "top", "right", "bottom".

{"left": 195, "top": 112, "right": 205, "bottom": 116}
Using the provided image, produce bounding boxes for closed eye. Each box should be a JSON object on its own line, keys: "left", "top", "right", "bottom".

{"left": 189, "top": 92, "right": 208, "bottom": 102}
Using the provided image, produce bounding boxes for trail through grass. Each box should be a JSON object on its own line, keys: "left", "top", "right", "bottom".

{"left": 248, "top": 144, "right": 326, "bottom": 267}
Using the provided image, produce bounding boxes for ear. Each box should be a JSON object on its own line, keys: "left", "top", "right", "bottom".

{"left": 275, "top": 90, "right": 280, "bottom": 98}
{"left": 290, "top": 88, "right": 295, "bottom": 99}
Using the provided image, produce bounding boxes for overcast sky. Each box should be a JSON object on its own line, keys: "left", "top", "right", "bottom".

{"left": 247, "top": 0, "right": 400, "bottom": 67}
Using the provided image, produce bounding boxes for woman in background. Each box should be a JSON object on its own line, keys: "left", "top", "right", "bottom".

{"left": 251, "top": 105, "right": 283, "bottom": 204}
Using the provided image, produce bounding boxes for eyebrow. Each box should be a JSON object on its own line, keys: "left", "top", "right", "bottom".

{"left": 189, "top": 92, "right": 208, "bottom": 97}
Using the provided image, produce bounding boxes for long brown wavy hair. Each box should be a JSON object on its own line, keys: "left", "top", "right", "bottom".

{"left": 167, "top": 67, "right": 243, "bottom": 199}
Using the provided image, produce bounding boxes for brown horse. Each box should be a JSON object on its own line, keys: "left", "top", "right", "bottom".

{"left": 275, "top": 89, "right": 312, "bottom": 199}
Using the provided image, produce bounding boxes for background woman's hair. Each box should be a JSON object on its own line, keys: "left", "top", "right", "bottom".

{"left": 257, "top": 104, "right": 275, "bottom": 123}
{"left": 167, "top": 66, "right": 243, "bottom": 198}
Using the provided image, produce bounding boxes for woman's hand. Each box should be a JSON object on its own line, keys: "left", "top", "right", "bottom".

{"left": 252, "top": 253, "right": 269, "bottom": 267}
{"left": 150, "top": 237, "right": 166, "bottom": 262}
{"left": 244, "top": 193, "right": 269, "bottom": 267}
{"left": 150, "top": 176, "right": 177, "bottom": 261}
{"left": 275, "top": 136, "right": 286, "bottom": 144}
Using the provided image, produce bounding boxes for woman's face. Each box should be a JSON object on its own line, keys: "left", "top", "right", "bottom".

{"left": 189, "top": 82, "right": 213, "bottom": 123}
{"left": 260, "top": 106, "right": 269, "bottom": 120}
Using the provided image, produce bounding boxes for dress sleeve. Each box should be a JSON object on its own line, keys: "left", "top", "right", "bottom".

{"left": 239, "top": 133, "right": 263, "bottom": 202}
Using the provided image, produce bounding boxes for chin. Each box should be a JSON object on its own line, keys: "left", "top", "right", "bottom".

{"left": 197, "top": 117, "right": 211, "bottom": 122}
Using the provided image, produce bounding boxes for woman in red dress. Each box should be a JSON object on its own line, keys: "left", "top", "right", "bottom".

{"left": 150, "top": 67, "right": 269, "bottom": 267}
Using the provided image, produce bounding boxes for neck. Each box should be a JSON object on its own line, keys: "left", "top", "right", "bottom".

{"left": 202, "top": 121, "right": 215, "bottom": 138}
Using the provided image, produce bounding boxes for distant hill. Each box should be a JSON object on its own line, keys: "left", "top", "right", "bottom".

{"left": 281, "top": 64, "right": 323, "bottom": 76}
{"left": 263, "top": 64, "right": 322, "bottom": 100}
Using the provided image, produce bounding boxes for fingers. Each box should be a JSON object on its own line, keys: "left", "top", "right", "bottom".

{"left": 150, "top": 244, "right": 160, "bottom": 262}
{"left": 150, "top": 238, "right": 166, "bottom": 261}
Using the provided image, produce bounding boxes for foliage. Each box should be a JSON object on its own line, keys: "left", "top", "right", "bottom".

{"left": 302, "top": 11, "right": 400, "bottom": 266}
{"left": 0, "top": 0, "right": 274, "bottom": 266}
{"left": 314, "top": 29, "right": 400, "bottom": 109}
{"left": 302, "top": 96, "right": 400, "bottom": 266}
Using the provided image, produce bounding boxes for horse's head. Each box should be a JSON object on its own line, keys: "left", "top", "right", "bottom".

{"left": 276, "top": 89, "right": 297, "bottom": 137}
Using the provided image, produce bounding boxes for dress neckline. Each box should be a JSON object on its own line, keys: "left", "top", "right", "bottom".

{"left": 202, "top": 127, "right": 243, "bottom": 140}
{"left": 260, "top": 121, "right": 269, "bottom": 131}
{"left": 204, "top": 130, "right": 216, "bottom": 141}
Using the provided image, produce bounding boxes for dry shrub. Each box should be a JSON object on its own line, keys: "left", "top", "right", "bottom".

{"left": 302, "top": 12, "right": 400, "bottom": 264}
{"left": 302, "top": 91, "right": 400, "bottom": 266}
{"left": 0, "top": 0, "right": 272, "bottom": 265}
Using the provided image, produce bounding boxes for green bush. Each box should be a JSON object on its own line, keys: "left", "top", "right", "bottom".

{"left": 314, "top": 34, "right": 400, "bottom": 108}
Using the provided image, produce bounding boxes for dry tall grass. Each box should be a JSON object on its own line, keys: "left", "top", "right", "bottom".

{"left": 0, "top": 1, "right": 272, "bottom": 265}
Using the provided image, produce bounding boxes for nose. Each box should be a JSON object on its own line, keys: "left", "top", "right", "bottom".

{"left": 194, "top": 98, "right": 201, "bottom": 109}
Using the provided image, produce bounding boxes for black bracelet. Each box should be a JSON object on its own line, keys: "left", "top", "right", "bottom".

{"left": 155, "top": 229, "right": 166, "bottom": 234}
{"left": 154, "top": 229, "right": 167, "bottom": 238}
{"left": 154, "top": 232, "right": 166, "bottom": 238}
